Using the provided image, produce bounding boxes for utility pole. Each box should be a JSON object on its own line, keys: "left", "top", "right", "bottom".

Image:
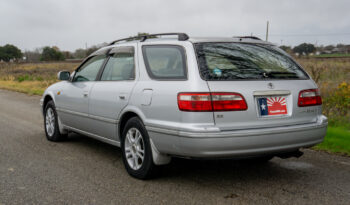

{"left": 265, "top": 21, "right": 269, "bottom": 41}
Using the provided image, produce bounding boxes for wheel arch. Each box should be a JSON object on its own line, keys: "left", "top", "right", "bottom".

{"left": 117, "top": 106, "right": 171, "bottom": 165}
{"left": 118, "top": 106, "right": 146, "bottom": 140}
{"left": 42, "top": 93, "right": 55, "bottom": 112}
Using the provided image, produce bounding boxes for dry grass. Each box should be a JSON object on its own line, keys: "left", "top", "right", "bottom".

{"left": 0, "top": 80, "right": 48, "bottom": 95}
{"left": 0, "top": 62, "right": 78, "bottom": 82}
{"left": 297, "top": 58, "right": 350, "bottom": 126}
{"left": 0, "top": 62, "right": 78, "bottom": 95}
{"left": 298, "top": 57, "right": 350, "bottom": 86}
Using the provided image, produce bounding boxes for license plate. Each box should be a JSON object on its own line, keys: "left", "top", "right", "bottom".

{"left": 258, "top": 96, "right": 287, "bottom": 116}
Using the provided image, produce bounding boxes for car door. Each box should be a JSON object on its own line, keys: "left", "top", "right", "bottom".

{"left": 56, "top": 55, "right": 107, "bottom": 132}
{"left": 88, "top": 46, "right": 137, "bottom": 141}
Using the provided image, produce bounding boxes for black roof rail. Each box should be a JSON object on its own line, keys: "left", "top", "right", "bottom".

{"left": 234, "top": 36, "right": 262, "bottom": 40}
{"left": 109, "top": 33, "right": 189, "bottom": 45}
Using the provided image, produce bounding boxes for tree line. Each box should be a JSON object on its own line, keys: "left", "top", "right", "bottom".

{"left": 0, "top": 44, "right": 22, "bottom": 62}
{"left": 0, "top": 44, "right": 105, "bottom": 63}
{"left": 280, "top": 43, "right": 350, "bottom": 56}
{"left": 1, "top": 40, "right": 349, "bottom": 63}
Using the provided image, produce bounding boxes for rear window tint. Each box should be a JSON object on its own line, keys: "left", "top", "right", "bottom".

{"left": 195, "top": 43, "right": 308, "bottom": 80}
{"left": 142, "top": 45, "right": 187, "bottom": 80}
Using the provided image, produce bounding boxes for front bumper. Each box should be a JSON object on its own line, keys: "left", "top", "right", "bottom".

{"left": 39, "top": 98, "right": 44, "bottom": 115}
{"left": 147, "top": 115, "right": 328, "bottom": 158}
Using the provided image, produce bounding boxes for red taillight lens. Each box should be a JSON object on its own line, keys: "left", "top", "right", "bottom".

{"left": 177, "top": 93, "right": 212, "bottom": 111}
{"left": 211, "top": 92, "right": 247, "bottom": 111}
{"left": 298, "top": 89, "right": 322, "bottom": 107}
{"left": 178, "top": 92, "right": 247, "bottom": 111}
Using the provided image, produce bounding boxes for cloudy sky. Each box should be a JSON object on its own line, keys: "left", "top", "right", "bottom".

{"left": 1, "top": 0, "right": 349, "bottom": 51}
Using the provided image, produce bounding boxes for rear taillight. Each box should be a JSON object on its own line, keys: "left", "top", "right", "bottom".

{"left": 298, "top": 89, "right": 322, "bottom": 107}
{"left": 177, "top": 93, "right": 212, "bottom": 111}
{"left": 178, "top": 92, "right": 247, "bottom": 111}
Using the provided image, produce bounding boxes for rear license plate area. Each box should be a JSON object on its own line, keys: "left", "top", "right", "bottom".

{"left": 257, "top": 96, "right": 288, "bottom": 117}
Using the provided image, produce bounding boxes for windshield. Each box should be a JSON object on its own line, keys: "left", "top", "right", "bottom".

{"left": 194, "top": 43, "right": 308, "bottom": 80}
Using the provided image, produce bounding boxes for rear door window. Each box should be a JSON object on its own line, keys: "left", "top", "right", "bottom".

{"left": 142, "top": 45, "right": 187, "bottom": 80}
{"left": 100, "top": 47, "right": 135, "bottom": 81}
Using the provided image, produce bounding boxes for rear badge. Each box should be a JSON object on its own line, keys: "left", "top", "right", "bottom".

{"left": 258, "top": 97, "right": 287, "bottom": 116}
{"left": 267, "top": 82, "right": 274, "bottom": 89}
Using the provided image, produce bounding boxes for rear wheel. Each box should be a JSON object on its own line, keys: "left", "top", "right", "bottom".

{"left": 44, "top": 101, "right": 67, "bottom": 142}
{"left": 121, "top": 117, "right": 158, "bottom": 179}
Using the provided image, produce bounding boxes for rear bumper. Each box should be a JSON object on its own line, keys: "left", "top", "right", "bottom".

{"left": 146, "top": 115, "right": 328, "bottom": 158}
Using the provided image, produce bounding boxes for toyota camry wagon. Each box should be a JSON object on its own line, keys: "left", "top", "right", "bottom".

{"left": 40, "top": 33, "right": 328, "bottom": 179}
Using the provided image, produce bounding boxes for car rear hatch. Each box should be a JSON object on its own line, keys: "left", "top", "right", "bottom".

{"left": 194, "top": 42, "right": 322, "bottom": 131}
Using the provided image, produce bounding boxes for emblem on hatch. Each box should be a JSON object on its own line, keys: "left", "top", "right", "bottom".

{"left": 267, "top": 82, "right": 274, "bottom": 89}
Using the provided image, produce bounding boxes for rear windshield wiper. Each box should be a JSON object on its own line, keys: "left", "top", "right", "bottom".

{"left": 262, "top": 71, "right": 299, "bottom": 79}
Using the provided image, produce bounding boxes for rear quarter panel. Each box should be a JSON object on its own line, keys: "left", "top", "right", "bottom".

{"left": 127, "top": 41, "right": 214, "bottom": 154}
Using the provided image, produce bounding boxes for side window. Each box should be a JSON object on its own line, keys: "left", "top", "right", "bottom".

{"left": 101, "top": 49, "right": 135, "bottom": 81}
{"left": 142, "top": 45, "right": 187, "bottom": 79}
{"left": 73, "top": 55, "right": 106, "bottom": 82}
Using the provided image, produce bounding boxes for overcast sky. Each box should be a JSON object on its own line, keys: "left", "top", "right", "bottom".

{"left": 1, "top": 0, "right": 349, "bottom": 51}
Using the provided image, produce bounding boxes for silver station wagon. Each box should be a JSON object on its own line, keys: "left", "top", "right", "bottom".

{"left": 40, "top": 33, "right": 328, "bottom": 179}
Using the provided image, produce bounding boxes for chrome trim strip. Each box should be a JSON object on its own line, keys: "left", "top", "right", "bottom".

{"left": 57, "top": 107, "right": 89, "bottom": 117}
{"left": 146, "top": 120, "right": 328, "bottom": 138}
{"left": 89, "top": 114, "right": 118, "bottom": 124}
{"left": 56, "top": 107, "right": 118, "bottom": 124}
{"left": 253, "top": 90, "right": 291, "bottom": 96}
{"left": 64, "top": 125, "right": 120, "bottom": 147}
{"left": 146, "top": 126, "right": 179, "bottom": 136}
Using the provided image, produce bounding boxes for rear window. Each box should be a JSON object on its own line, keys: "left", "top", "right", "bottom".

{"left": 142, "top": 45, "right": 187, "bottom": 80}
{"left": 194, "top": 43, "right": 308, "bottom": 80}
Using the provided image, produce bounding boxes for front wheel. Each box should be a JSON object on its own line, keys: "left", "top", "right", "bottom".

{"left": 44, "top": 101, "right": 67, "bottom": 142}
{"left": 121, "top": 117, "right": 158, "bottom": 179}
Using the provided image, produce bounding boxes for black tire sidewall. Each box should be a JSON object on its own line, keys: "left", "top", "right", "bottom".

{"left": 121, "top": 117, "right": 155, "bottom": 179}
{"left": 44, "top": 101, "right": 65, "bottom": 141}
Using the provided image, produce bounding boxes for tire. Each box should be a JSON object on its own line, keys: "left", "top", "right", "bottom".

{"left": 121, "top": 117, "right": 158, "bottom": 179}
{"left": 44, "top": 101, "right": 67, "bottom": 142}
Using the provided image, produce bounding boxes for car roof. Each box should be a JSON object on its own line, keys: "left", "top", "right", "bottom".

{"left": 188, "top": 37, "right": 273, "bottom": 45}
{"left": 106, "top": 36, "right": 272, "bottom": 44}
{"left": 90, "top": 34, "right": 275, "bottom": 57}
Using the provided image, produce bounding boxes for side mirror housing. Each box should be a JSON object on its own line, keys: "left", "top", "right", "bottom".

{"left": 57, "top": 71, "right": 70, "bottom": 81}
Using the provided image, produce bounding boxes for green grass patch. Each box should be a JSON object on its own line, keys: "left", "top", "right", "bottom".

{"left": 0, "top": 80, "right": 48, "bottom": 95}
{"left": 313, "top": 126, "right": 350, "bottom": 156}
{"left": 313, "top": 53, "right": 350, "bottom": 58}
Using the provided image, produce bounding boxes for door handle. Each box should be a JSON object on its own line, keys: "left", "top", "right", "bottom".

{"left": 119, "top": 95, "right": 126, "bottom": 100}
{"left": 83, "top": 91, "right": 89, "bottom": 97}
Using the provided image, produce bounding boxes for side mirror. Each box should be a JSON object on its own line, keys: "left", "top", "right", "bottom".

{"left": 57, "top": 71, "right": 70, "bottom": 81}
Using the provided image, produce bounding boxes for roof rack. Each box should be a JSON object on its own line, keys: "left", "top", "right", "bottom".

{"left": 234, "top": 36, "right": 262, "bottom": 40}
{"left": 109, "top": 33, "right": 189, "bottom": 45}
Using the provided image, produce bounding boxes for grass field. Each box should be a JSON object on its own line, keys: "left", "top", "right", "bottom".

{"left": 0, "top": 62, "right": 78, "bottom": 95}
{"left": 0, "top": 58, "right": 349, "bottom": 156}
{"left": 313, "top": 53, "right": 350, "bottom": 58}
{"left": 314, "top": 127, "right": 350, "bottom": 156}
